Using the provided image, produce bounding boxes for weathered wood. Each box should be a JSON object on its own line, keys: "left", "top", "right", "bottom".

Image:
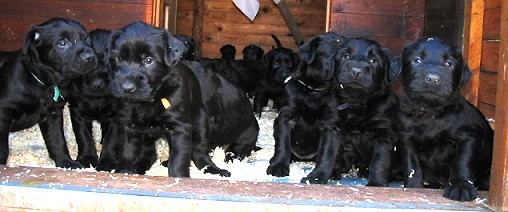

{"left": 0, "top": 166, "right": 491, "bottom": 211}
{"left": 462, "top": 0, "right": 485, "bottom": 106}
{"left": 192, "top": 0, "right": 204, "bottom": 59}
{"left": 274, "top": 0, "right": 305, "bottom": 45}
{"left": 483, "top": 7, "right": 501, "bottom": 40}
{"left": 489, "top": 0, "right": 508, "bottom": 210}
{"left": 481, "top": 41, "right": 500, "bottom": 73}
{"left": 479, "top": 72, "right": 497, "bottom": 106}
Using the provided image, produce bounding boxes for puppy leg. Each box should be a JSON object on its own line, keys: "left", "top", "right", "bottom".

{"left": 39, "top": 104, "right": 83, "bottom": 169}
{"left": 224, "top": 125, "right": 259, "bottom": 163}
{"left": 191, "top": 111, "right": 231, "bottom": 177}
{"left": 300, "top": 129, "right": 340, "bottom": 184}
{"left": 267, "top": 109, "right": 292, "bottom": 177}
{"left": 96, "top": 121, "right": 122, "bottom": 172}
{"left": 401, "top": 140, "right": 424, "bottom": 188}
{"left": 366, "top": 141, "right": 393, "bottom": 187}
{"left": 253, "top": 93, "right": 269, "bottom": 118}
{"left": 134, "top": 135, "right": 158, "bottom": 175}
{"left": 69, "top": 107, "right": 99, "bottom": 168}
{"left": 443, "top": 136, "right": 478, "bottom": 201}
{"left": 116, "top": 132, "right": 142, "bottom": 174}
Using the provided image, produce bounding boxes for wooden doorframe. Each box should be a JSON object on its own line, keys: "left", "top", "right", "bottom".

{"left": 152, "top": 0, "right": 178, "bottom": 34}
{"left": 463, "top": 0, "right": 484, "bottom": 105}
{"left": 489, "top": 0, "right": 508, "bottom": 210}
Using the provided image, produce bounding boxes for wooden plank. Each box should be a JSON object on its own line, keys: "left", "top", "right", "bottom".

{"left": 0, "top": 166, "right": 491, "bottom": 211}
{"left": 478, "top": 72, "right": 497, "bottom": 105}
{"left": 329, "top": 0, "right": 424, "bottom": 16}
{"left": 489, "top": 0, "right": 508, "bottom": 210}
{"left": 192, "top": 0, "right": 204, "bottom": 59}
{"left": 330, "top": 13, "right": 423, "bottom": 38}
{"left": 483, "top": 7, "right": 501, "bottom": 40}
{"left": 478, "top": 102, "right": 496, "bottom": 119}
{"left": 462, "top": 0, "right": 485, "bottom": 105}
{"left": 481, "top": 41, "right": 500, "bottom": 73}
{"left": 275, "top": 0, "right": 305, "bottom": 45}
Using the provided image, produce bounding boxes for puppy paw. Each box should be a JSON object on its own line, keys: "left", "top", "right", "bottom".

{"left": 300, "top": 176, "right": 328, "bottom": 184}
{"left": 96, "top": 158, "right": 118, "bottom": 172}
{"left": 55, "top": 159, "right": 84, "bottom": 169}
{"left": 76, "top": 155, "right": 99, "bottom": 168}
{"left": 224, "top": 152, "right": 241, "bottom": 163}
{"left": 443, "top": 179, "right": 477, "bottom": 201}
{"left": 266, "top": 164, "right": 290, "bottom": 177}
{"left": 203, "top": 166, "right": 231, "bottom": 177}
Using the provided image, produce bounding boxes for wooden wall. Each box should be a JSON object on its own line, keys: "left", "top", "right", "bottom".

{"left": 478, "top": 0, "right": 501, "bottom": 119}
{"left": 176, "top": 0, "right": 327, "bottom": 59}
{"left": 423, "top": 0, "right": 464, "bottom": 47}
{"left": 0, "top": 0, "right": 155, "bottom": 51}
{"left": 327, "top": 0, "right": 425, "bottom": 55}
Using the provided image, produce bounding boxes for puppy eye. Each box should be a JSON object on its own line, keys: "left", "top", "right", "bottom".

{"left": 58, "top": 39, "right": 69, "bottom": 48}
{"left": 412, "top": 57, "right": 422, "bottom": 64}
{"left": 368, "top": 58, "right": 377, "bottom": 64}
{"left": 115, "top": 56, "right": 122, "bottom": 63}
{"left": 444, "top": 61, "right": 453, "bottom": 67}
{"left": 143, "top": 57, "right": 154, "bottom": 65}
{"left": 342, "top": 54, "right": 350, "bottom": 60}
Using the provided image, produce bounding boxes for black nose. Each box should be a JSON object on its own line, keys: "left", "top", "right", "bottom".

{"left": 350, "top": 67, "right": 364, "bottom": 78}
{"left": 121, "top": 81, "right": 136, "bottom": 93}
{"left": 425, "top": 73, "right": 441, "bottom": 85}
{"left": 80, "top": 51, "right": 95, "bottom": 62}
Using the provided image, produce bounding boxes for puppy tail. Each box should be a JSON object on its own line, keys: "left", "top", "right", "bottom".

{"left": 270, "top": 34, "right": 282, "bottom": 49}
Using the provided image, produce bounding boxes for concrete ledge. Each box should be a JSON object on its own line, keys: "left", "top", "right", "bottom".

{"left": 0, "top": 166, "right": 492, "bottom": 211}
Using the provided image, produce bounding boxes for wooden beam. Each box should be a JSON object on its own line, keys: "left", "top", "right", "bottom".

{"left": 274, "top": 0, "right": 305, "bottom": 45}
{"left": 192, "top": 0, "right": 204, "bottom": 59}
{"left": 462, "top": 0, "right": 485, "bottom": 106}
{"left": 0, "top": 166, "right": 491, "bottom": 211}
{"left": 489, "top": 0, "right": 508, "bottom": 210}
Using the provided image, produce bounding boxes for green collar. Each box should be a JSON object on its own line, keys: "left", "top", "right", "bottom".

{"left": 30, "top": 72, "right": 64, "bottom": 102}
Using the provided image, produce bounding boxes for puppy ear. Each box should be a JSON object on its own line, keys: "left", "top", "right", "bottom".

{"left": 298, "top": 36, "right": 319, "bottom": 64}
{"left": 104, "top": 30, "right": 122, "bottom": 66}
{"left": 164, "top": 31, "right": 186, "bottom": 67}
{"left": 461, "top": 63, "right": 472, "bottom": 86}
{"left": 22, "top": 26, "right": 41, "bottom": 55}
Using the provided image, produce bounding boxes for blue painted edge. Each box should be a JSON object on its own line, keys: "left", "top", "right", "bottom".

{"left": 0, "top": 180, "right": 485, "bottom": 211}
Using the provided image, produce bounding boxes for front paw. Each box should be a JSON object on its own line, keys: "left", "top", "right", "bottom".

{"left": 76, "top": 154, "right": 99, "bottom": 168}
{"left": 443, "top": 179, "right": 477, "bottom": 201}
{"left": 55, "top": 159, "right": 83, "bottom": 169}
{"left": 96, "top": 157, "right": 118, "bottom": 172}
{"left": 224, "top": 152, "right": 244, "bottom": 163}
{"left": 203, "top": 166, "right": 231, "bottom": 177}
{"left": 266, "top": 163, "right": 290, "bottom": 177}
{"left": 300, "top": 173, "right": 329, "bottom": 184}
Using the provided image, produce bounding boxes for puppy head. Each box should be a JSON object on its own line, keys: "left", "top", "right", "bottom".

{"left": 220, "top": 44, "right": 236, "bottom": 60}
{"left": 263, "top": 47, "right": 299, "bottom": 83}
{"left": 400, "top": 38, "right": 470, "bottom": 102}
{"left": 298, "top": 31, "right": 347, "bottom": 82}
{"left": 175, "top": 34, "right": 201, "bottom": 61}
{"left": 335, "top": 37, "right": 390, "bottom": 94}
{"left": 76, "top": 29, "right": 112, "bottom": 96}
{"left": 22, "top": 18, "right": 97, "bottom": 85}
{"left": 242, "top": 44, "right": 264, "bottom": 60}
{"left": 107, "top": 21, "right": 185, "bottom": 101}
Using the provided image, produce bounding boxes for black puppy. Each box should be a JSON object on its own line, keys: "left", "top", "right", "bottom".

{"left": 220, "top": 44, "right": 236, "bottom": 60}
{"left": 0, "top": 18, "right": 97, "bottom": 168}
{"left": 242, "top": 44, "right": 264, "bottom": 60}
{"left": 175, "top": 34, "right": 200, "bottom": 61}
{"left": 67, "top": 29, "right": 124, "bottom": 171}
{"left": 393, "top": 38, "right": 493, "bottom": 201}
{"left": 267, "top": 32, "right": 346, "bottom": 184}
{"left": 108, "top": 22, "right": 258, "bottom": 177}
{"left": 253, "top": 40, "right": 299, "bottom": 117}
{"left": 333, "top": 38, "right": 398, "bottom": 186}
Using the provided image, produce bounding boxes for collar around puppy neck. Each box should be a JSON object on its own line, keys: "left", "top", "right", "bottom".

{"left": 30, "top": 71, "right": 64, "bottom": 102}
{"left": 285, "top": 76, "right": 328, "bottom": 91}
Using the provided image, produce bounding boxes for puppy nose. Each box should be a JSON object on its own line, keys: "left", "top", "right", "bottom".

{"left": 425, "top": 73, "right": 441, "bottom": 85}
{"left": 121, "top": 81, "right": 136, "bottom": 93}
{"left": 350, "top": 67, "right": 364, "bottom": 78}
{"left": 80, "top": 51, "right": 96, "bottom": 62}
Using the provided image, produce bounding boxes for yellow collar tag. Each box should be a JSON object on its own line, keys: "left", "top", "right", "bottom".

{"left": 161, "top": 98, "right": 171, "bottom": 109}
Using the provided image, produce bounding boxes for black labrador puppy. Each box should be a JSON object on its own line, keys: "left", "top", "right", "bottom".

{"left": 67, "top": 28, "right": 124, "bottom": 171}
{"left": 108, "top": 21, "right": 258, "bottom": 177}
{"left": 333, "top": 37, "right": 398, "bottom": 186}
{"left": 175, "top": 34, "right": 201, "bottom": 61}
{"left": 242, "top": 44, "right": 264, "bottom": 60}
{"left": 266, "top": 32, "right": 346, "bottom": 184}
{"left": 253, "top": 41, "right": 299, "bottom": 117}
{"left": 0, "top": 18, "right": 97, "bottom": 168}
{"left": 393, "top": 38, "right": 493, "bottom": 201}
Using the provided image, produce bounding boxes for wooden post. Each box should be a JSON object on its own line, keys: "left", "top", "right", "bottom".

{"left": 274, "top": 0, "right": 305, "bottom": 45}
{"left": 462, "top": 0, "right": 484, "bottom": 106}
{"left": 489, "top": 0, "right": 508, "bottom": 210}
{"left": 192, "top": 0, "right": 204, "bottom": 59}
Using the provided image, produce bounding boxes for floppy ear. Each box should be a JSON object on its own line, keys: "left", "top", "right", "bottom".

{"left": 22, "top": 26, "right": 41, "bottom": 55}
{"left": 298, "top": 36, "right": 319, "bottom": 64}
{"left": 164, "top": 31, "right": 185, "bottom": 67}
{"left": 104, "top": 29, "right": 122, "bottom": 66}
{"left": 461, "top": 63, "right": 472, "bottom": 86}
